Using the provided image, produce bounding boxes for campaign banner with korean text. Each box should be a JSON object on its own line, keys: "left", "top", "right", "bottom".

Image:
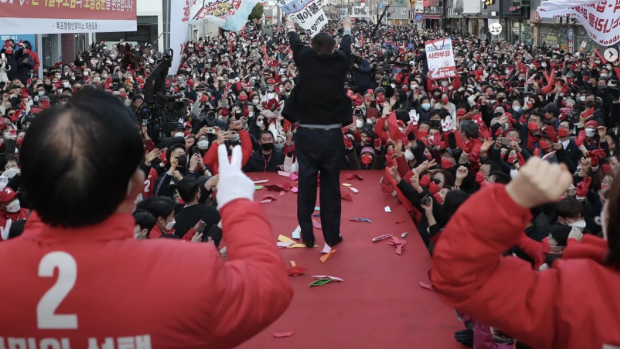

{"left": 276, "top": 0, "right": 328, "bottom": 37}
{"left": 189, "top": 0, "right": 262, "bottom": 32}
{"left": 170, "top": 0, "right": 193, "bottom": 75}
{"left": 0, "top": 0, "right": 137, "bottom": 35}
{"left": 536, "top": 0, "right": 620, "bottom": 46}
{"left": 424, "top": 37, "right": 456, "bottom": 80}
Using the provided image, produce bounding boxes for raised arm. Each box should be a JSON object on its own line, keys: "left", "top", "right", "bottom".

{"left": 286, "top": 17, "right": 309, "bottom": 65}
{"left": 339, "top": 17, "right": 352, "bottom": 57}
{"left": 208, "top": 145, "right": 293, "bottom": 348}
{"left": 431, "top": 158, "right": 573, "bottom": 349}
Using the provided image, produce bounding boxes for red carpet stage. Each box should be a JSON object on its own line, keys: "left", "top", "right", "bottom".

{"left": 238, "top": 171, "right": 463, "bottom": 349}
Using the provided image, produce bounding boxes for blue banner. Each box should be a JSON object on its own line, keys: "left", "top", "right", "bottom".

{"left": 0, "top": 34, "right": 36, "bottom": 52}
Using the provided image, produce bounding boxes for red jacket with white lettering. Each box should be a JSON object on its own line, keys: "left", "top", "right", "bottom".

{"left": 0, "top": 199, "right": 293, "bottom": 348}
{"left": 431, "top": 184, "right": 620, "bottom": 349}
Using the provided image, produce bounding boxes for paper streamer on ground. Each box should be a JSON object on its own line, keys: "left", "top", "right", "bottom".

{"left": 536, "top": 0, "right": 620, "bottom": 46}
{"left": 189, "top": 0, "right": 261, "bottom": 32}
{"left": 276, "top": 0, "right": 328, "bottom": 36}
{"left": 170, "top": 0, "right": 193, "bottom": 75}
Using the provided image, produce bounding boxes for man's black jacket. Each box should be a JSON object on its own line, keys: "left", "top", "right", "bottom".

{"left": 282, "top": 31, "right": 353, "bottom": 126}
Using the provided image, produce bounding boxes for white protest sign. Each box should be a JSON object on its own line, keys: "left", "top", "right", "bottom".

{"left": 277, "top": 0, "right": 328, "bottom": 36}
{"left": 425, "top": 37, "right": 457, "bottom": 80}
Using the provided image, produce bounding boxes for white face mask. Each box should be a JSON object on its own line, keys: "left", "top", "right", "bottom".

{"left": 422, "top": 103, "right": 431, "bottom": 110}
{"left": 63, "top": 82, "right": 70, "bottom": 88}
{"left": 252, "top": 99, "right": 260, "bottom": 105}
{"left": 197, "top": 140, "right": 209, "bottom": 150}
{"left": 512, "top": 105, "right": 521, "bottom": 111}
{"left": 411, "top": 84, "right": 417, "bottom": 89}
{"left": 505, "top": 70, "right": 510, "bottom": 75}
{"left": 165, "top": 219, "right": 175, "bottom": 231}
{"left": 510, "top": 168, "right": 519, "bottom": 179}
{"left": 5, "top": 199, "right": 20, "bottom": 213}
{"left": 83, "top": 71, "right": 89, "bottom": 76}
{"left": 4, "top": 168, "right": 18, "bottom": 178}
{"left": 174, "top": 132, "right": 184, "bottom": 138}
{"left": 541, "top": 63, "right": 547, "bottom": 68}
{"left": 390, "top": 83, "right": 396, "bottom": 88}
{"left": 256, "top": 120, "right": 263, "bottom": 127}
{"left": 404, "top": 149, "right": 414, "bottom": 161}
{"left": 585, "top": 128, "right": 596, "bottom": 138}
{"left": 600, "top": 73, "right": 607, "bottom": 78}
{"left": 366, "top": 118, "right": 373, "bottom": 125}
{"left": 568, "top": 220, "right": 586, "bottom": 231}
{"left": 356, "top": 119, "right": 363, "bottom": 128}
{"left": 38, "top": 90, "right": 45, "bottom": 96}
{"left": 580, "top": 96, "right": 586, "bottom": 102}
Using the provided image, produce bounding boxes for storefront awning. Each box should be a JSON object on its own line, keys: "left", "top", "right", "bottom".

{"left": 424, "top": 14, "right": 441, "bottom": 19}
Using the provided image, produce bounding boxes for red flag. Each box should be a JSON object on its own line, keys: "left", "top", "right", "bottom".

{"left": 387, "top": 112, "right": 403, "bottom": 143}
{"left": 360, "top": 34, "right": 364, "bottom": 47}
{"left": 263, "top": 46, "right": 269, "bottom": 66}
{"left": 229, "top": 41, "right": 233, "bottom": 54}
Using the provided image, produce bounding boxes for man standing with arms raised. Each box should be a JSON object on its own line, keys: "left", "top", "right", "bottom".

{"left": 282, "top": 17, "right": 353, "bottom": 248}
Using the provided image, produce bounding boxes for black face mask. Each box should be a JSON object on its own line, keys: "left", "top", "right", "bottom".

{"left": 176, "top": 155, "right": 188, "bottom": 167}
{"left": 430, "top": 120, "right": 441, "bottom": 127}
{"left": 261, "top": 143, "right": 274, "bottom": 151}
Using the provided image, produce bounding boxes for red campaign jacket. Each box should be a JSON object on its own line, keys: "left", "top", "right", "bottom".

{"left": 0, "top": 199, "right": 293, "bottom": 348}
{"left": 431, "top": 184, "right": 620, "bottom": 349}
{"left": 141, "top": 167, "right": 158, "bottom": 199}
{"left": 28, "top": 50, "right": 40, "bottom": 72}
{"left": 203, "top": 130, "right": 252, "bottom": 175}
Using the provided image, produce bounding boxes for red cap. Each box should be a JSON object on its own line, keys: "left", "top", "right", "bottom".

{"left": 584, "top": 120, "right": 599, "bottom": 129}
{"left": 0, "top": 188, "right": 18, "bottom": 203}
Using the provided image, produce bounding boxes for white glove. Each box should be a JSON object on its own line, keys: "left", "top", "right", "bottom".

{"left": 216, "top": 144, "right": 254, "bottom": 209}
{"left": 568, "top": 226, "right": 584, "bottom": 242}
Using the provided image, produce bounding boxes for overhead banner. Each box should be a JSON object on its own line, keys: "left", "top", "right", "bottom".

{"left": 170, "top": 0, "right": 193, "bottom": 75}
{"left": 425, "top": 37, "right": 456, "bottom": 80}
{"left": 0, "top": 0, "right": 137, "bottom": 34}
{"left": 189, "top": 0, "right": 261, "bottom": 32}
{"left": 277, "top": 0, "right": 328, "bottom": 37}
{"left": 536, "top": 0, "right": 620, "bottom": 46}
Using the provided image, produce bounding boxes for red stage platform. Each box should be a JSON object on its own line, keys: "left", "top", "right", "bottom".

{"left": 238, "top": 170, "right": 463, "bottom": 349}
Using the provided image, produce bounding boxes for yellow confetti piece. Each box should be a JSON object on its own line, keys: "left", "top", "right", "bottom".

{"left": 342, "top": 183, "right": 352, "bottom": 187}
{"left": 278, "top": 235, "right": 295, "bottom": 244}
{"left": 290, "top": 261, "right": 296, "bottom": 267}
{"left": 288, "top": 243, "right": 317, "bottom": 248}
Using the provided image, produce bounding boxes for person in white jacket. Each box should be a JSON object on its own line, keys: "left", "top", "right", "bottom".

{"left": 0, "top": 56, "right": 10, "bottom": 84}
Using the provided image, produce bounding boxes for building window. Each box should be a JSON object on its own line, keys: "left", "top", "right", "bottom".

{"left": 96, "top": 16, "right": 159, "bottom": 49}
